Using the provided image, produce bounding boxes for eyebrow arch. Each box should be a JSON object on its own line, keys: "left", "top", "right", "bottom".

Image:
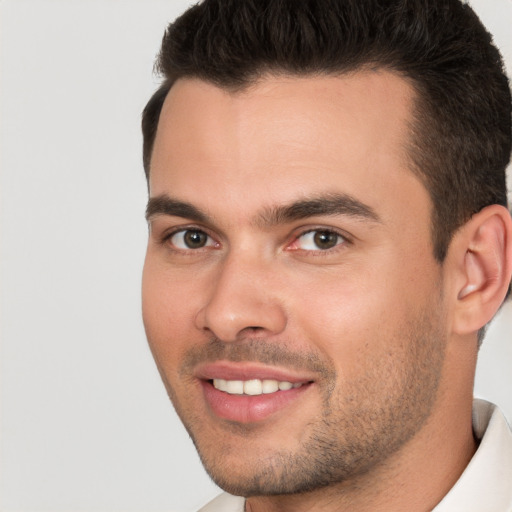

{"left": 145, "top": 192, "right": 381, "bottom": 226}
{"left": 257, "top": 193, "right": 381, "bottom": 227}
{"left": 146, "top": 195, "right": 208, "bottom": 223}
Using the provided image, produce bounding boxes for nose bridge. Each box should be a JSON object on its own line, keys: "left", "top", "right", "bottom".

{"left": 195, "top": 247, "right": 287, "bottom": 342}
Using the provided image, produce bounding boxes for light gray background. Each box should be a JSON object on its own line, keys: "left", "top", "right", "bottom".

{"left": 0, "top": 1, "right": 511, "bottom": 510}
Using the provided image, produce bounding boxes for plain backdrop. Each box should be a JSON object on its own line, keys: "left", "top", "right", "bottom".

{"left": 1, "top": 1, "right": 511, "bottom": 511}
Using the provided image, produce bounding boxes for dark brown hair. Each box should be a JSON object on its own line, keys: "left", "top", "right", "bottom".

{"left": 142, "top": 0, "right": 511, "bottom": 263}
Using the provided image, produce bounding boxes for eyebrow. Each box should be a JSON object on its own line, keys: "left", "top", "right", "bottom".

{"left": 145, "top": 192, "right": 380, "bottom": 226}
{"left": 146, "top": 195, "right": 208, "bottom": 223}
{"left": 257, "top": 193, "right": 380, "bottom": 226}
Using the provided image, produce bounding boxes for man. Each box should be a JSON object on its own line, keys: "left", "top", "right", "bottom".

{"left": 141, "top": 0, "right": 512, "bottom": 510}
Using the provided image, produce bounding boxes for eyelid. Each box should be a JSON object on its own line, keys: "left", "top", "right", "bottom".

{"left": 160, "top": 225, "right": 220, "bottom": 250}
{"left": 286, "top": 226, "right": 352, "bottom": 252}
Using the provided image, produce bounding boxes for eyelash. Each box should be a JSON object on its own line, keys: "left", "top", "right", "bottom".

{"left": 161, "top": 227, "right": 218, "bottom": 252}
{"left": 160, "top": 226, "right": 351, "bottom": 255}
{"left": 289, "top": 228, "right": 349, "bottom": 253}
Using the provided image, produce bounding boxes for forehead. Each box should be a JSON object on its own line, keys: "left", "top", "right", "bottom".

{"left": 149, "top": 71, "right": 427, "bottom": 225}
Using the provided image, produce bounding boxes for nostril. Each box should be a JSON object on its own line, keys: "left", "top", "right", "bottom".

{"left": 195, "top": 293, "right": 287, "bottom": 341}
{"left": 240, "top": 326, "right": 265, "bottom": 337}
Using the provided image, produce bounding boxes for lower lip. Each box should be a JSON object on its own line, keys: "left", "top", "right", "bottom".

{"left": 201, "top": 380, "right": 312, "bottom": 423}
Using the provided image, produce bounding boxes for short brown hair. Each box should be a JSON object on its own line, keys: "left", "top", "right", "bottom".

{"left": 142, "top": 0, "right": 511, "bottom": 263}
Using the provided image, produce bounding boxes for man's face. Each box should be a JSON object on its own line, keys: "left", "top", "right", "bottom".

{"left": 142, "top": 72, "right": 448, "bottom": 495}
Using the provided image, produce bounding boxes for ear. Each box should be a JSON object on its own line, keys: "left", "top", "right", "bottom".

{"left": 449, "top": 204, "right": 512, "bottom": 336}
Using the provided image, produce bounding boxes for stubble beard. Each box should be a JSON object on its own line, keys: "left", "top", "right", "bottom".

{"left": 166, "top": 306, "right": 446, "bottom": 498}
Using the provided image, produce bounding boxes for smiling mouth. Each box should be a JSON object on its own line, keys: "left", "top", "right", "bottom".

{"left": 199, "top": 371, "right": 314, "bottom": 422}
{"left": 212, "top": 378, "right": 307, "bottom": 396}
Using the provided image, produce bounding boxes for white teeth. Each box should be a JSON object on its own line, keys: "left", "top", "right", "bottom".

{"left": 262, "top": 379, "right": 279, "bottom": 394}
{"left": 244, "top": 379, "right": 262, "bottom": 395}
{"left": 224, "top": 380, "right": 244, "bottom": 394}
{"left": 213, "top": 378, "right": 303, "bottom": 396}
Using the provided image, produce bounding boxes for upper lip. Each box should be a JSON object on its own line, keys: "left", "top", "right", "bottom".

{"left": 194, "top": 361, "right": 316, "bottom": 383}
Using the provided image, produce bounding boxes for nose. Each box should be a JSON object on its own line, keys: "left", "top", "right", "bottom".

{"left": 194, "top": 253, "right": 287, "bottom": 342}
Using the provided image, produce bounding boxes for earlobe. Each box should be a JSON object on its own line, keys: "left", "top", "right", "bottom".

{"left": 452, "top": 205, "right": 512, "bottom": 336}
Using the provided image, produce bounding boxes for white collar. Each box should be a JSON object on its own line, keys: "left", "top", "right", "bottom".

{"left": 433, "top": 399, "right": 512, "bottom": 511}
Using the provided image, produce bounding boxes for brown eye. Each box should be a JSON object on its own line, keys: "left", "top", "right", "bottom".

{"left": 313, "top": 231, "right": 339, "bottom": 249}
{"left": 169, "top": 229, "right": 214, "bottom": 249}
{"left": 184, "top": 230, "right": 207, "bottom": 248}
{"left": 295, "top": 230, "right": 345, "bottom": 251}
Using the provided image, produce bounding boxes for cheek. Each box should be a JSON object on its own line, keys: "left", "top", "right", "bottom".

{"left": 141, "top": 258, "right": 201, "bottom": 364}
{"left": 287, "top": 259, "right": 434, "bottom": 376}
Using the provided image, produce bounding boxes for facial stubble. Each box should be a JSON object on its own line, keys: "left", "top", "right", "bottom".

{"left": 163, "top": 305, "right": 446, "bottom": 498}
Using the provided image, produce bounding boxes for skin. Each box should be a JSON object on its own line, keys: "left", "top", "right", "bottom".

{"left": 142, "top": 72, "right": 483, "bottom": 511}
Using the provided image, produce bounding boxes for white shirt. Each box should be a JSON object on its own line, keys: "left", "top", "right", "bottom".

{"left": 198, "top": 399, "right": 512, "bottom": 511}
